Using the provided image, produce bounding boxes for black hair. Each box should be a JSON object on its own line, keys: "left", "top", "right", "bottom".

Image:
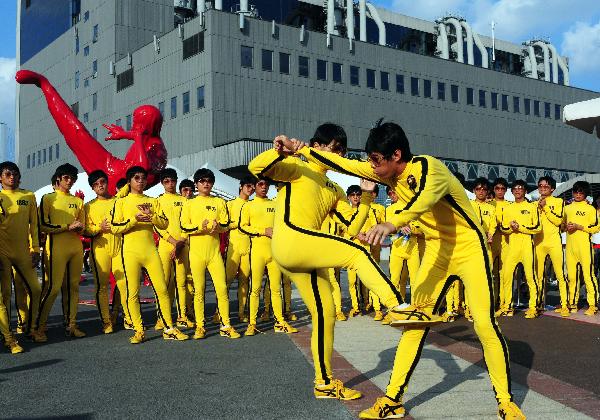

{"left": 88, "top": 169, "right": 108, "bottom": 187}
{"left": 452, "top": 171, "right": 466, "bottom": 187}
{"left": 126, "top": 166, "right": 147, "bottom": 181}
{"left": 193, "top": 168, "right": 215, "bottom": 184}
{"left": 365, "top": 122, "right": 412, "bottom": 162}
{"left": 346, "top": 185, "right": 362, "bottom": 196}
{"left": 0, "top": 161, "right": 20, "bottom": 177}
{"left": 373, "top": 184, "right": 380, "bottom": 195}
{"left": 159, "top": 168, "right": 178, "bottom": 182}
{"left": 51, "top": 173, "right": 60, "bottom": 186}
{"left": 511, "top": 179, "right": 527, "bottom": 190}
{"left": 473, "top": 177, "right": 489, "bottom": 190}
{"left": 492, "top": 177, "right": 508, "bottom": 188}
{"left": 179, "top": 179, "right": 195, "bottom": 191}
{"left": 573, "top": 181, "right": 591, "bottom": 196}
{"left": 54, "top": 163, "right": 78, "bottom": 181}
{"left": 239, "top": 175, "right": 256, "bottom": 187}
{"left": 385, "top": 185, "right": 393, "bottom": 194}
{"left": 116, "top": 178, "right": 127, "bottom": 190}
{"left": 537, "top": 176, "right": 556, "bottom": 190}
{"left": 311, "top": 123, "right": 348, "bottom": 153}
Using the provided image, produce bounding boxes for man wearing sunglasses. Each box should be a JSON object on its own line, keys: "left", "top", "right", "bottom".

{"left": 38, "top": 163, "right": 86, "bottom": 338}
{"left": 283, "top": 122, "right": 523, "bottom": 420}
{"left": 491, "top": 177, "right": 510, "bottom": 311}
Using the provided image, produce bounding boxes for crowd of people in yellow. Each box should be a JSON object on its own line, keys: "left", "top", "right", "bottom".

{"left": 1, "top": 121, "right": 598, "bottom": 419}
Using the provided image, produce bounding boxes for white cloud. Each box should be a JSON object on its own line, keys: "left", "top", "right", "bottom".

{"left": 0, "top": 57, "right": 16, "bottom": 133}
{"left": 562, "top": 20, "right": 600, "bottom": 76}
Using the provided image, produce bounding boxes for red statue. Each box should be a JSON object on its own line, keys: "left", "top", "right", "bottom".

{"left": 16, "top": 70, "right": 167, "bottom": 193}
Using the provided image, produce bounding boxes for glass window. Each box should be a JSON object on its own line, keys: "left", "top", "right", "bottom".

{"left": 350, "top": 66, "right": 359, "bottom": 86}
{"left": 513, "top": 97, "right": 520, "bottom": 113}
{"left": 451, "top": 84, "right": 459, "bottom": 103}
{"left": 411, "top": 77, "right": 419, "bottom": 96}
{"left": 92, "top": 24, "right": 99, "bottom": 43}
{"left": 479, "top": 90, "right": 486, "bottom": 107}
{"left": 126, "top": 114, "right": 132, "bottom": 129}
{"left": 43, "top": 149, "right": 47, "bottom": 164}
{"left": 83, "top": 112, "right": 88, "bottom": 123}
{"left": 75, "top": 37, "right": 79, "bottom": 54}
{"left": 83, "top": 46, "right": 89, "bottom": 56}
{"left": 332, "top": 63, "right": 342, "bottom": 83}
{"left": 157, "top": 101, "right": 164, "bottom": 116}
{"left": 396, "top": 75, "right": 404, "bottom": 93}
{"left": 49, "top": 145, "right": 53, "bottom": 162}
{"left": 555, "top": 104, "right": 561, "bottom": 120}
{"left": 501, "top": 94, "right": 509, "bottom": 111}
{"left": 241, "top": 46, "right": 253, "bottom": 68}
{"left": 544, "top": 102, "right": 551, "bottom": 118}
{"left": 75, "top": 71, "right": 80, "bottom": 89}
{"left": 92, "top": 92, "right": 97, "bottom": 111}
{"left": 92, "top": 60, "right": 97, "bottom": 75}
{"left": 524, "top": 98, "right": 531, "bottom": 115}
{"left": 31, "top": 153, "right": 34, "bottom": 168}
{"left": 197, "top": 86, "right": 205, "bottom": 108}
{"left": 279, "top": 52, "right": 290, "bottom": 74}
{"left": 27, "top": 155, "right": 30, "bottom": 169}
{"left": 298, "top": 56, "right": 309, "bottom": 77}
{"left": 262, "top": 49, "right": 273, "bottom": 71}
{"left": 84, "top": 78, "right": 90, "bottom": 88}
{"left": 366, "top": 69, "right": 376, "bottom": 88}
{"left": 92, "top": 128, "right": 97, "bottom": 139}
{"left": 37, "top": 151, "right": 41, "bottom": 166}
{"left": 84, "top": 11, "right": 89, "bottom": 21}
{"left": 56, "top": 143, "right": 60, "bottom": 159}
{"left": 534, "top": 100, "right": 540, "bottom": 116}
{"left": 381, "top": 72, "right": 389, "bottom": 91}
{"left": 183, "top": 91, "right": 190, "bottom": 114}
{"left": 437, "top": 82, "right": 445, "bottom": 100}
{"left": 466, "top": 87, "right": 474, "bottom": 105}
{"left": 170, "top": 97, "right": 177, "bottom": 119}
{"left": 317, "top": 59, "right": 327, "bottom": 80}
{"left": 424, "top": 79, "right": 431, "bottom": 98}
{"left": 491, "top": 92, "right": 498, "bottom": 109}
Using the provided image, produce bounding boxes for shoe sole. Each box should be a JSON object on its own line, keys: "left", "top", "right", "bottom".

{"left": 274, "top": 329, "right": 298, "bottom": 334}
{"left": 359, "top": 412, "right": 404, "bottom": 419}
{"left": 314, "top": 394, "right": 362, "bottom": 401}
{"left": 390, "top": 319, "right": 443, "bottom": 327}
{"left": 163, "top": 335, "right": 189, "bottom": 341}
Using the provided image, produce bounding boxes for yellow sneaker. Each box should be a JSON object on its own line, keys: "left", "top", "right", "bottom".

{"left": 284, "top": 312, "right": 298, "bottom": 321}
{"left": 524, "top": 309, "right": 538, "bottom": 319}
{"left": 348, "top": 308, "right": 361, "bottom": 318}
{"left": 6, "top": 337, "right": 24, "bottom": 354}
{"left": 220, "top": 325, "right": 241, "bottom": 339}
{"left": 314, "top": 379, "right": 362, "bottom": 401}
{"left": 239, "top": 314, "right": 249, "bottom": 323}
{"left": 154, "top": 319, "right": 165, "bottom": 331}
{"left": 259, "top": 310, "right": 270, "bottom": 322}
{"left": 364, "top": 303, "right": 373, "bottom": 313}
{"left": 29, "top": 329, "right": 48, "bottom": 343}
{"left": 129, "top": 331, "right": 145, "bottom": 344}
{"left": 505, "top": 310, "right": 514, "bottom": 317}
{"left": 359, "top": 396, "right": 405, "bottom": 419}
{"left": 560, "top": 307, "right": 570, "bottom": 317}
{"left": 245, "top": 324, "right": 259, "bottom": 337}
{"left": 388, "top": 303, "right": 443, "bottom": 327}
{"left": 177, "top": 317, "right": 195, "bottom": 329}
{"left": 336, "top": 312, "right": 347, "bottom": 321}
{"left": 124, "top": 319, "right": 134, "bottom": 330}
{"left": 497, "top": 401, "right": 526, "bottom": 419}
{"left": 373, "top": 311, "right": 384, "bottom": 321}
{"left": 570, "top": 306, "right": 578, "bottom": 314}
{"left": 495, "top": 309, "right": 505, "bottom": 317}
{"left": 66, "top": 324, "right": 86, "bottom": 338}
{"left": 380, "top": 314, "right": 392, "bottom": 325}
{"left": 193, "top": 327, "right": 206, "bottom": 340}
{"left": 16, "top": 324, "right": 26, "bottom": 334}
{"left": 584, "top": 306, "right": 598, "bottom": 316}
{"left": 163, "top": 327, "right": 189, "bottom": 341}
{"left": 102, "top": 322, "right": 114, "bottom": 334}
{"left": 274, "top": 321, "right": 298, "bottom": 334}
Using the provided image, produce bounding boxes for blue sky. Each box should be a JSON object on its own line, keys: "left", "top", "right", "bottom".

{"left": 1, "top": 1, "right": 600, "bottom": 135}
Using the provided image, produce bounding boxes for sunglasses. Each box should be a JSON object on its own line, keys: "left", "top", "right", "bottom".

{"left": 197, "top": 178, "right": 214, "bottom": 184}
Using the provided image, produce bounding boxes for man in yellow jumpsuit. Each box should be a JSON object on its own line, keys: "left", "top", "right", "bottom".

{"left": 110, "top": 166, "right": 189, "bottom": 344}
{"left": 179, "top": 179, "right": 195, "bottom": 319}
{"left": 289, "top": 122, "right": 523, "bottom": 419}
{"left": 249, "top": 124, "right": 411, "bottom": 402}
{"left": 84, "top": 170, "right": 120, "bottom": 334}
{"left": 564, "top": 181, "right": 600, "bottom": 316}
{"left": 533, "top": 176, "right": 569, "bottom": 316}
{"left": 225, "top": 176, "right": 255, "bottom": 323}
{"left": 180, "top": 168, "right": 240, "bottom": 340}
{"left": 155, "top": 168, "right": 194, "bottom": 329}
{"left": 0, "top": 162, "right": 44, "bottom": 342}
{"left": 499, "top": 180, "right": 542, "bottom": 319}
{"left": 491, "top": 178, "right": 510, "bottom": 309}
{"left": 239, "top": 179, "right": 297, "bottom": 335}
{"left": 321, "top": 215, "right": 346, "bottom": 321}
{"left": 38, "top": 163, "right": 87, "bottom": 338}
{"left": 366, "top": 185, "right": 386, "bottom": 319}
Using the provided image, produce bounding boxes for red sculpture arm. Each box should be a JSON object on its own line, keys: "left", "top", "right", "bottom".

{"left": 16, "top": 70, "right": 167, "bottom": 194}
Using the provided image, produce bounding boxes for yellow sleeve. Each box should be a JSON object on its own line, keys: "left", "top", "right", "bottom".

{"left": 226, "top": 201, "right": 239, "bottom": 230}
{"left": 388, "top": 158, "right": 450, "bottom": 228}
{"left": 583, "top": 209, "right": 600, "bottom": 234}
{"left": 297, "top": 147, "right": 382, "bottom": 183}
{"left": 409, "top": 220, "right": 423, "bottom": 236}
{"left": 152, "top": 199, "right": 169, "bottom": 230}
{"left": 248, "top": 149, "right": 301, "bottom": 182}
{"left": 543, "top": 199, "right": 565, "bottom": 227}
{"left": 518, "top": 206, "right": 542, "bottom": 234}
{"left": 180, "top": 200, "right": 199, "bottom": 235}
{"left": 39, "top": 194, "right": 68, "bottom": 234}
{"left": 110, "top": 199, "right": 138, "bottom": 234}
{"left": 28, "top": 194, "right": 40, "bottom": 249}
{"left": 239, "top": 203, "right": 261, "bottom": 236}
{"left": 215, "top": 199, "right": 230, "bottom": 233}
{"left": 332, "top": 193, "right": 373, "bottom": 237}
{"left": 84, "top": 203, "right": 101, "bottom": 237}
{"left": 487, "top": 206, "right": 497, "bottom": 236}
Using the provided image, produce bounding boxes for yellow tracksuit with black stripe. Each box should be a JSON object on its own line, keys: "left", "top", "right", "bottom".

{"left": 499, "top": 201, "right": 542, "bottom": 312}
{"left": 225, "top": 197, "right": 251, "bottom": 317}
{"left": 533, "top": 196, "right": 568, "bottom": 308}
{"left": 321, "top": 216, "right": 343, "bottom": 314}
{"left": 85, "top": 196, "right": 120, "bottom": 325}
{"left": 180, "top": 195, "right": 232, "bottom": 327}
{"left": 564, "top": 201, "right": 600, "bottom": 309}
{"left": 0, "top": 202, "right": 20, "bottom": 338}
{"left": 111, "top": 193, "right": 173, "bottom": 332}
{"left": 38, "top": 190, "right": 85, "bottom": 329}
{"left": 249, "top": 149, "right": 403, "bottom": 385}
{"left": 346, "top": 204, "right": 376, "bottom": 311}
{"left": 0, "top": 189, "right": 42, "bottom": 333}
{"left": 239, "top": 196, "right": 285, "bottom": 324}
{"left": 367, "top": 205, "right": 385, "bottom": 311}
{"left": 491, "top": 200, "right": 510, "bottom": 307}
{"left": 300, "top": 148, "right": 513, "bottom": 403}
{"left": 155, "top": 192, "right": 190, "bottom": 320}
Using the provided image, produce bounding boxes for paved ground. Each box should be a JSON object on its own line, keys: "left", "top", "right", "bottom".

{"left": 1, "top": 265, "right": 600, "bottom": 419}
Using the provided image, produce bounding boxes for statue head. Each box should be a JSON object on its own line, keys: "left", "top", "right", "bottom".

{"left": 133, "top": 105, "right": 163, "bottom": 136}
